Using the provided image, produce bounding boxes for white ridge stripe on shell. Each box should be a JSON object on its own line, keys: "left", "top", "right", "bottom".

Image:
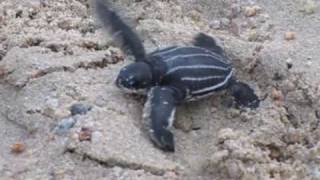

{"left": 187, "top": 91, "right": 216, "bottom": 101}
{"left": 166, "top": 65, "right": 229, "bottom": 75}
{"left": 192, "top": 70, "right": 233, "bottom": 94}
{"left": 181, "top": 75, "right": 226, "bottom": 81}
{"left": 150, "top": 46, "right": 181, "bottom": 56}
{"left": 164, "top": 53, "right": 228, "bottom": 65}
{"left": 152, "top": 46, "right": 229, "bottom": 65}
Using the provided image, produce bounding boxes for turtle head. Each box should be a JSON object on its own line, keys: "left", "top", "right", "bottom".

{"left": 150, "top": 128, "right": 175, "bottom": 152}
{"left": 116, "top": 62, "right": 153, "bottom": 93}
{"left": 230, "top": 81, "right": 260, "bottom": 108}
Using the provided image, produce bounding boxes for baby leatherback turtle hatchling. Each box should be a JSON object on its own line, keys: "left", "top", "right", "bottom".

{"left": 95, "top": 0, "right": 260, "bottom": 152}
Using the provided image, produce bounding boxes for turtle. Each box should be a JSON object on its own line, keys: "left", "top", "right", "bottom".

{"left": 94, "top": 0, "right": 260, "bottom": 152}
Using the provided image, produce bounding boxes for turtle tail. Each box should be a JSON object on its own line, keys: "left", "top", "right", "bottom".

{"left": 193, "top": 33, "right": 225, "bottom": 56}
{"left": 94, "top": 0, "right": 146, "bottom": 61}
{"left": 228, "top": 78, "right": 260, "bottom": 109}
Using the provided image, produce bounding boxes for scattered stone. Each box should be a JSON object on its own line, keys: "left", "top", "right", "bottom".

{"left": 15, "top": 9, "right": 23, "bottom": 18}
{"left": 248, "top": 30, "right": 258, "bottom": 41}
{"left": 271, "top": 88, "right": 284, "bottom": 102}
{"left": 174, "top": 116, "right": 193, "bottom": 132}
{"left": 267, "top": 145, "right": 281, "bottom": 160}
{"left": 300, "top": 0, "right": 317, "bottom": 15}
{"left": 189, "top": 10, "right": 201, "bottom": 22}
{"left": 226, "top": 108, "right": 241, "bottom": 118}
{"left": 217, "top": 128, "right": 238, "bottom": 143}
{"left": 311, "top": 166, "right": 320, "bottom": 178}
{"left": 0, "top": 65, "right": 8, "bottom": 78}
{"left": 306, "top": 61, "right": 312, "bottom": 67}
{"left": 28, "top": 7, "right": 39, "bottom": 19}
{"left": 210, "top": 20, "right": 221, "bottom": 30}
{"left": 191, "top": 121, "right": 202, "bottom": 130}
{"left": 283, "top": 130, "right": 304, "bottom": 144}
{"left": 284, "top": 32, "right": 296, "bottom": 41}
{"left": 81, "top": 41, "right": 98, "bottom": 49}
{"left": 10, "top": 142, "right": 26, "bottom": 154}
{"left": 78, "top": 127, "right": 92, "bottom": 142}
{"left": 70, "top": 103, "right": 92, "bottom": 116}
{"left": 240, "top": 112, "right": 253, "bottom": 122}
{"left": 286, "top": 58, "right": 293, "bottom": 69}
{"left": 220, "top": 18, "right": 230, "bottom": 27}
{"left": 53, "top": 117, "right": 77, "bottom": 135}
{"left": 210, "top": 150, "right": 229, "bottom": 163}
{"left": 244, "top": 6, "right": 257, "bottom": 17}
{"left": 273, "top": 72, "right": 284, "bottom": 81}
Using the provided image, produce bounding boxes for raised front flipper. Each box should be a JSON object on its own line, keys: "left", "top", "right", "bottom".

{"left": 94, "top": 0, "right": 146, "bottom": 61}
{"left": 143, "top": 86, "right": 182, "bottom": 152}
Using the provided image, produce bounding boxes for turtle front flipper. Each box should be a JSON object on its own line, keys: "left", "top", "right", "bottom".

{"left": 229, "top": 80, "right": 260, "bottom": 109}
{"left": 94, "top": 0, "right": 146, "bottom": 61}
{"left": 143, "top": 86, "right": 182, "bottom": 152}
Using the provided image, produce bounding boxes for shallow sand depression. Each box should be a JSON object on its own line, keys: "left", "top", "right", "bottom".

{"left": 0, "top": 0, "right": 320, "bottom": 179}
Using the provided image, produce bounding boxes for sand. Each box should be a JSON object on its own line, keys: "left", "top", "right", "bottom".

{"left": 0, "top": 0, "right": 319, "bottom": 179}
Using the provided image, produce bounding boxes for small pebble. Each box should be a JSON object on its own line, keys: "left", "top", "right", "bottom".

{"left": 217, "top": 128, "right": 238, "bottom": 143}
{"left": 174, "top": 117, "right": 193, "bottom": 132}
{"left": 210, "top": 20, "right": 221, "bottom": 29}
{"left": 284, "top": 32, "right": 296, "bottom": 41}
{"left": 286, "top": 58, "right": 293, "bottom": 69}
{"left": 189, "top": 10, "right": 201, "bottom": 21}
{"left": 10, "top": 142, "right": 26, "bottom": 154}
{"left": 248, "top": 30, "right": 258, "bottom": 41}
{"left": 220, "top": 18, "right": 230, "bottom": 27}
{"left": 0, "top": 65, "right": 8, "bottom": 77}
{"left": 244, "top": 6, "right": 260, "bottom": 17}
{"left": 306, "top": 61, "right": 313, "bottom": 67}
{"left": 301, "top": 0, "right": 317, "bottom": 15}
{"left": 271, "top": 88, "right": 284, "bottom": 102}
{"left": 191, "top": 121, "right": 202, "bottom": 130}
{"left": 227, "top": 108, "right": 240, "bottom": 118}
{"left": 70, "top": 103, "right": 92, "bottom": 116}
{"left": 79, "top": 127, "right": 92, "bottom": 142}
{"left": 268, "top": 145, "right": 281, "bottom": 160}
{"left": 53, "top": 117, "right": 77, "bottom": 135}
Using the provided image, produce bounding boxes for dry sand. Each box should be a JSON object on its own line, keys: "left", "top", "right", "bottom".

{"left": 0, "top": 0, "right": 320, "bottom": 179}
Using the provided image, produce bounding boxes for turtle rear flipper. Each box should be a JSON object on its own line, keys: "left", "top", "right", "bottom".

{"left": 229, "top": 81, "right": 260, "bottom": 109}
{"left": 94, "top": 0, "right": 146, "bottom": 61}
{"left": 193, "top": 33, "right": 225, "bottom": 56}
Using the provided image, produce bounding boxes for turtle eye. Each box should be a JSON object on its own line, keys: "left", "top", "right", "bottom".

{"left": 128, "top": 79, "right": 138, "bottom": 87}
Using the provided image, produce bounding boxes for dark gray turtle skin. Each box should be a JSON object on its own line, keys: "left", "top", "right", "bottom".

{"left": 95, "top": 0, "right": 260, "bottom": 152}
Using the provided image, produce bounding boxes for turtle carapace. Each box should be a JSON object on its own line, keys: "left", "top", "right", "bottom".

{"left": 94, "top": 0, "right": 260, "bottom": 152}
